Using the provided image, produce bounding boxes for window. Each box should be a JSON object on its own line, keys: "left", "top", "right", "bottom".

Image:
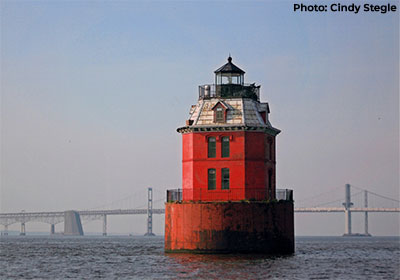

{"left": 208, "top": 169, "right": 216, "bottom": 190}
{"left": 221, "top": 168, "right": 230, "bottom": 190}
{"left": 269, "top": 141, "right": 273, "bottom": 160}
{"left": 268, "top": 169, "right": 273, "bottom": 198}
{"left": 212, "top": 102, "right": 228, "bottom": 123}
{"left": 267, "top": 138, "right": 273, "bottom": 160}
{"left": 216, "top": 107, "right": 224, "bottom": 122}
{"left": 221, "top": 136, "right": 230, "bottom": 157}
{"left": 208, "top": 137, "right": 216, "bottom": 158}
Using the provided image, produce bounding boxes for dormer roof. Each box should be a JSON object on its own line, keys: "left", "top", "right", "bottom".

{"left": 211, "top": 100, "right": 229, "bottom": 110}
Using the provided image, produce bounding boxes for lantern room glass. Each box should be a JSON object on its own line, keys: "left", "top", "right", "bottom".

{"left": 215, "top": 73, "right": 244, "bottom": 85}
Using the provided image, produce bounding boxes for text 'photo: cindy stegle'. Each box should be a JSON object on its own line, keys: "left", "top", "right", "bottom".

{"left": 294, "top": 3, "right": 398, "bottom": 14}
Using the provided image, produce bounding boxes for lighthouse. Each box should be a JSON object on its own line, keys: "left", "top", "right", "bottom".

{"left": 165, "top": 57, "right": 294, "bottom": 254}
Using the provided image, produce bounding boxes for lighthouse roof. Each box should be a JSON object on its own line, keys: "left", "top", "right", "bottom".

{"left": 214, "top": 56, "right": 245, "bottom": 74}
{"left": 178, "top": 97, "right": 280, "bottom": 135}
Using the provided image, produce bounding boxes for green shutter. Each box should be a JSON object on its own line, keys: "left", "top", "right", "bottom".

{"left": 208, "top": 137, "right": 216, "bottom": 158}
{"left": 208, "top": 169, "right": 216, "bottom": 190}
{"left": 221, "top": 137, "right": 230, "bottom": 158}
{"left": 221, "top": 168, "right": 230, "bottom": 190}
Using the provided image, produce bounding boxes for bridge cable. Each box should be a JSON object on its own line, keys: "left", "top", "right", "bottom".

{"left": 295, "top": 185, "right": 343, "bottom": 203}
{"left": 351, "top": 185, "right": 400, "bottom": 203}
{"left": 311, "top": 190, "right": 363, "bottom": 207}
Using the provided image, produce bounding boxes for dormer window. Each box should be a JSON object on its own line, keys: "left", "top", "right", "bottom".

{"left": 212, "top": 101, "right": 228, "bottom": 123}
{"left": 216, "top": 108, "right": 224, "bottom": 122}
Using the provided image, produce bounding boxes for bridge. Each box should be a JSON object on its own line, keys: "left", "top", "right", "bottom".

{"left": 0, "top": 184, "right": 398, "bottom": 236}
{"left": 295, "top": 207, "right": 399, "bottom": 212}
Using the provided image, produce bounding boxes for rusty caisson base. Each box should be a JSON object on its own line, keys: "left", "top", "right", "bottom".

{"left": 164, "top": 201, "right": 294, "bottom": 254}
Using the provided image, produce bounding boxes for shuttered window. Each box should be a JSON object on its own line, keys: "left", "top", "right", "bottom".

{"left": 221, "top": 136, "right": 230, "bottom": 157}
{"left": 208, "top": 137, "right": 216, "bottom": 158}
{"left": 221, "top": 168, "right": 230, "bottom": 190}
{"left": 208, "top": 169, "right": 216, "bottom": 190}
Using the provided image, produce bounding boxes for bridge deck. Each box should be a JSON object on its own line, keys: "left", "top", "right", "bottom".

{"left": 1, "top": 207, "right": 399, "bottom": 225}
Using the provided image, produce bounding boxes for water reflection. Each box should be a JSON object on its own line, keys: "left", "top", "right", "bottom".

{"left": 165, "top": 252, "right": 294, "bottom": 279}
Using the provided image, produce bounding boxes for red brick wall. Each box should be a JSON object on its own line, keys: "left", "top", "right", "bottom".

{"left": 182, "top": 131, "right": 245, "bottom": 201}
{"left": 181, "top": 131, "right": 276, "bottom": 201}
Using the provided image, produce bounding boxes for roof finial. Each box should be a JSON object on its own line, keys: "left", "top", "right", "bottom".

{"left": 228, "top": 54, "right": 232, "bottom": 63}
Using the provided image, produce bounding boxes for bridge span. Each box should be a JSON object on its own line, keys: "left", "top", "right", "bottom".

{"left": 295, "top": 207, "right": 400, "bottom": 213}
{"left": 1, "top": 185, "right": 399, "bottom": 236}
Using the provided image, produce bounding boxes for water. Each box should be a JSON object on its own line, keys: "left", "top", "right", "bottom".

{"left": 1, "top": 236, "right": 399, "bottom": 279}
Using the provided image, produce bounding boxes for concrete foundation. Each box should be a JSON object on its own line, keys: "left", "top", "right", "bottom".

{"left": 165, "top": 201, "right": 294, "bottom": 254}
{"left": 64, "top": 210, "right": 84, "bottom": 236}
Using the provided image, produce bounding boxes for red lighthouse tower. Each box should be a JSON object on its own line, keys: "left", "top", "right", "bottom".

{"left": 179, "top": 56, "right": 280, "bottom": 202}
{"left": 165, "top": 57, "right": 294, "bottom": 254}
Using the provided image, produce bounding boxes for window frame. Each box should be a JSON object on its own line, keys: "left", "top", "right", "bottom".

{"left": 208, "top": 168, "right": 216, "bottom": 190}
{"left": 221, "top": 136, "right": 230, "bottom": 158}
{"left": 215, "top": 107, "right": 224, "bottom": 122}
{"left": 221, "top": 168, "right": 230, "bottom": 190}
{"left": 213, "top": 103, "right": 227, "bottom": 123}
{"left": 208, "top": 137, "right": 216, "bottom": 158}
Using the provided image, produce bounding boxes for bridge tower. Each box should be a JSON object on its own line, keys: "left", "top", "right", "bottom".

{"left": 165, "top": 57, "right": 294, "bottom": 254}
{"left": 102, "top": 215, "right": 107, "bottom": 236}
{"left": 343, "top": 184, "right": 353, "bottom": 235}
{"left": 20, "top": 222, "right": 26, "bottom": 236}
{"left": 20, "top": 210, "right": 26, "bottom": 236}
{"left": 144, "top": 187, "right": 155, "bottom": 236}
{"left": 364, "top": 190, "right": 369, "bottom": 235}
{"left": 342, "top": 184, "right": 371, "bottom": 236}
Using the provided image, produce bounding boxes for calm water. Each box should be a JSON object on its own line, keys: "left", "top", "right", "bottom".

{"left": 1, "top": 236, "right": 399, "bottom": 279}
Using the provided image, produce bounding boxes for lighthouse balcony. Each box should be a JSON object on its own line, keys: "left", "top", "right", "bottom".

{"left": 198, "top": 84, "right": 260, "bottom": 101}
{"left": 276, "top": 189, "right": 294, "bottom": 201}
{"left": 166, "top": 188, "right": 293, "bottom": 203}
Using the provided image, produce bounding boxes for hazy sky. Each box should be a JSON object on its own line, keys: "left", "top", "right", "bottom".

{"left": 1, "top": 1, "right": 399, "bottom": 236}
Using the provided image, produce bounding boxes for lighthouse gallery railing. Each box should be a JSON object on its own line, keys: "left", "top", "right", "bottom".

{"left": 166, "top": 188, "right": 293, "bottom": 202}
{"left": 198, "top": 84, "right": 260, "bottom": 101}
